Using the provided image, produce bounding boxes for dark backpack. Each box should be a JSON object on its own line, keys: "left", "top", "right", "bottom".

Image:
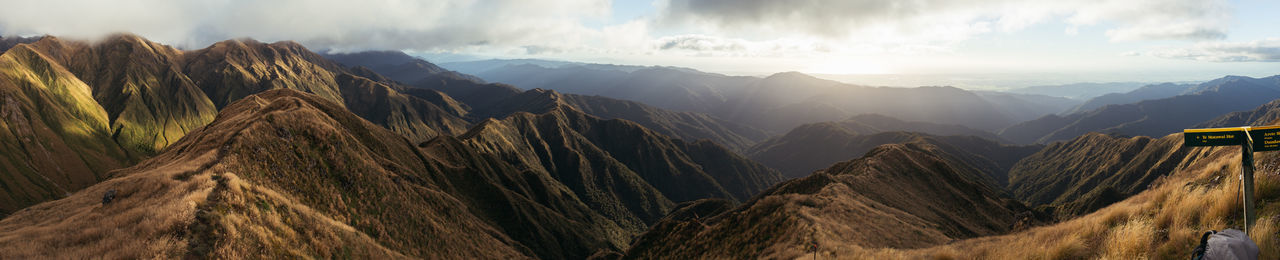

{"left": 1191, "top": 229, "right": 1259, "bottom": 260}
{"left": 1192, "top": 231, "right": 1215, "bottom": 260}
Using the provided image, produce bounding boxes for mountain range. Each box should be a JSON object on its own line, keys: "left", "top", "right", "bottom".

{"left": 1005, "top": 82, "right": 1151, "bottom": 100}
{"left": 999, "top": 75, "right": 1280, "bottom": 144}
{"left": 441, "top": 60, "right": 1081, "bottom": 133}
{"left": 325, "top": 51, "right": 772, "bottom": 152}
{"left": 1065, "top": 83, "right": 1196, "bottom": 114}
{"left": 0, "top": 34, "right": 783, "bottom": 259}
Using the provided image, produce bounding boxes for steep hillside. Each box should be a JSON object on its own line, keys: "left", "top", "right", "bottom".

{"left": 22, "top": 35, "right": 218, "bottom": 154}
{"left": 0, "top": 44, "right": 135, "bottom": 215}
{"left": 748, "top": 116, "right": 1037, "bottom": 180}
{"left": 1007, "top": 133, "right": 1192, "bottom": 217}
{"left": 0, "top": 90, "right": 526, "bottom": 258}
{"left": 1011, "top": 98, "right": 1280, "bottom": 218}
{"left": 999, "top": 75, "right": 1280, "bottom": 144}
{"left": 461, "top": 89, "right": 783, "bottom": 205}
{"left": 0, "top": 35, "right": 475, "bottom": 216}
{"left": 624, "top": 142, "right": 1036, "bottom": 259}
{"left": 901, "top": 128, "right": 1280, "bottom": 259}
{"left": 334, "top": 74, "right": 470, "bottom": 142}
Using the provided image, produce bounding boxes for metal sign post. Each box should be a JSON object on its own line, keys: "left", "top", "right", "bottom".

{"left": 1184, "top": 125, "right": 1280, "bottom": 236}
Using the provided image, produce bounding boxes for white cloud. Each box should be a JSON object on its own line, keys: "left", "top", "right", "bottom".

{"left": 1144, "top": 38, "right": 1280, "bottom": 62}
{"left": 0, "top": 0, "right": 611, "bottom": 51}
{"left": 658, "top": 0, "right": 1232, "bottom": 44}
{"left": 0, "top": 0, "right": 1263, "bottom": 77}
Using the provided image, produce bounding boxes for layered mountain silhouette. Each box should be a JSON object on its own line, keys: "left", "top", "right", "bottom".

{"left": 999, "top": 75, "right": 1280, "bottom": 144}
{"left": 972, "top": 91, "right": 1081, "bottom": 122}
{"left": 558, "top": 94, "right": 769, "bottom": 152}
{"left": 0, "top": 36, "right": 40, "bottom": 53}
{"left": 626, "top": 141, "right": 1037, "bottom": 258}
{"left": 324, "top": 50, "right": 487, "bottom": 85}
{"left": 1066, "top": 83, "right": 1195, "bottom": 114}
{"left": 747, "top": 114, "right": 1037, "bottom": 179}
{"left": 324, "top": 51, "right": 770, "bottom": 152}
{"left": 1196, "top": 98, "right": 1280, "bottom": 128}
{"left": 443, "top": 61, "right": 1073, "bottom": 133}
{"left": 1006, "top": 82, "right": 1148, "bottom": 100}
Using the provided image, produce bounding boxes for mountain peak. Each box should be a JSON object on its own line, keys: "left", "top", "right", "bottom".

{"left": 763, "top": 71, "right": 817, "bottom": 80}
{"left": 99, "top": 32, "right": 149, "bottom": 45}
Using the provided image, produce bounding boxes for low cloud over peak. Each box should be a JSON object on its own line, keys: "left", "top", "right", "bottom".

{"left": 0, "top": 0, "right": 1272, "bottom": 78}
{"left": 660, "top": 0, "right": 1232, "bottom": 43}
{"left": 0, "top": 0, "right": 610, "bottom": 52}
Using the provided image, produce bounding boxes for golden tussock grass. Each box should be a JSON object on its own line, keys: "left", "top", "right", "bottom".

{"left": 0, "top": 151, "right": 219, "bottom": 259}
{"left": 199, "top": 173, "right": 404, "bottom": 259}
{"left": 889, "top": 147, "right": 1280, "bottom": 260}
{"left": 716, "top": 146, "right": 1278, "bottom": 260}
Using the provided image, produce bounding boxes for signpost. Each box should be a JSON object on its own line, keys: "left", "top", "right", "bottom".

{"left": 1183, "top": 126, "right": 1280, "bottom": 236}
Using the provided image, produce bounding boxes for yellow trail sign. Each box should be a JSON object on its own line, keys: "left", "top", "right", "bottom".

{"left": 1182, "top": 125, "right": 1280, "bottom": 236}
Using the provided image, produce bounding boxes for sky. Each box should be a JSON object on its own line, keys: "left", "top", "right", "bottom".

{"left": 1, "top": 0, "right": 1277, "bottom": 88}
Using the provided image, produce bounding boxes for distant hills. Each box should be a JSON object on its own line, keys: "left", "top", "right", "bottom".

{"left": 1006, "top": 82, "right": 1150, "bottom": 100}
{"left": 1197, "top": 98, "right": 1280, "bottom": 128}
{"left": 1065, "top": 83, "right": 1196, "bottom": 114}
{"left": 441, "top": 60, "right": 1080, "bottom": 133}
{"left": 999, "top": 75, "right": 1280, "bottom": 144}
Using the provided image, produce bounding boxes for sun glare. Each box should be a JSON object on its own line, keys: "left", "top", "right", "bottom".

{"left": 804, "top": 59, "right": 891, "bottom": 75}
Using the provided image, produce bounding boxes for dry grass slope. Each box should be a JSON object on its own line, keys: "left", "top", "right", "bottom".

{"left": 0, "top": 90, "right": 526, "bottom": 258}
{"left": 901, "top": 142, "right": 1280, "bottom": 259}
{"left": 626, "top": 129, "right": 1280, "bottom": 259}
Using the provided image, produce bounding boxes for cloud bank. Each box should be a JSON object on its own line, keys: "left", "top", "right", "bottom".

{"left": 0, "top": 0, "right": 611, "bottom": 52}
{"left": 0, "top": 0, "right": 1266, "bottom": 76}
{"left": 1145, "top": 38, "right": 1280, "bottom": 62}
{"left": 659, "top": 0, "right": 1231, "bottom": 44}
